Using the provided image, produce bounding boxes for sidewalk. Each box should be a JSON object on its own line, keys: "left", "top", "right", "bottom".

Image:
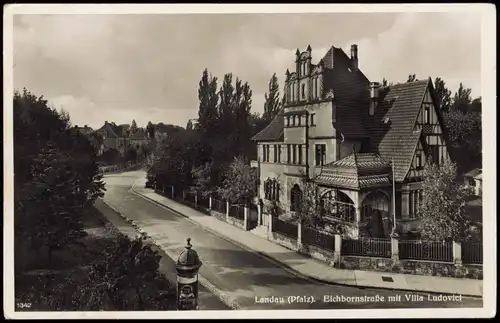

{"left": 131, "top": 180, "right": 483, "bottom": 298}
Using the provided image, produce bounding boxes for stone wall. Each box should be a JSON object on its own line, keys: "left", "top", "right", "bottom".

{"left": 269, "top": 232, "right": 299, "bottom": 252}
{"left": 340, "top": 256, "right": 483, "bottom": 280}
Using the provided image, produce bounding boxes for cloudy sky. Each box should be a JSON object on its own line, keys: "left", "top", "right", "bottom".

{"left": 12, "top": 9, "right": 482, "bottom": 129}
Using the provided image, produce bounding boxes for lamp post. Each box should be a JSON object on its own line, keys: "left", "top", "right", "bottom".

{"left": 175, "top": 238, "right": 202, "bottom": 311}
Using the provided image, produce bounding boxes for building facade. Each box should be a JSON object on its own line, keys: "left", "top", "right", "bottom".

{"left": 95, "top": 121, "right": 149, "bottom": 156}
{"left": 251, "top": 45, "right": 451, "bottom": 238}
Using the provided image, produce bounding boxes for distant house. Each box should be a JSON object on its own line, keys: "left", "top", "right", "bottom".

{"left": 129, "top": 128, "right": 149, "bottom": 150}
{"left": 95, "top": 121, "right": 128, "bottom": 156}
{"left": 251, "top": 44, "right": 452, "bottom": 238}
{"left": 70, "top": 125, "right": 93, "bottom": 136}
{"left": 95, "top": 121, "right": 150, "bottom": 156}
{"left": 464, "top": 168, "right": 482, "bottom": 197}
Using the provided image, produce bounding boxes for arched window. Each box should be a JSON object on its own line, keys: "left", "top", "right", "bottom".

{"left": 264, "top": 179, "right": 271, "bottom": 200}
{"left": 264, "top": 178, "right": 280, "bottom": 202}
{"left": 290, "top": 184, "right": 302, "bottom": 212}
{"left": 321, "top": 189, "right": 356, "bottom": 222}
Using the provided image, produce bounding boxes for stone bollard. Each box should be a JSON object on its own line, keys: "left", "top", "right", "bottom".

{"left": 208, "top": 196, "right": 212, "bottom": 211}
{"left": 182, "top": 190, "right": 186, "bottom": 200}
{"left": 226, "top": 201, "right": 230, "bottom": 222}
{"left": 194, "top": 194, "right": 198, "bottom": 208}
{"left": 171, "top": 186, "right": 175, "bottom": 199}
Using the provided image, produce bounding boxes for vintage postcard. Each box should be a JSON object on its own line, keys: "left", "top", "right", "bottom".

{"left": 3, "top": 3, "right": 496, "bottom": 320}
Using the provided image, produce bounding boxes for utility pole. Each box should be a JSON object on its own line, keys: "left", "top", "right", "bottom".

{"left": 390, "top": 157, "right": 397, "bottom": 237}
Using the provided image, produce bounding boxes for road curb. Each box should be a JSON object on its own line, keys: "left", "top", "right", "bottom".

{"left": 130, "top": 186, "right": 483, "bottom": 299}
{"left": 97, "top": 198, "right": 241, "bottom": 310}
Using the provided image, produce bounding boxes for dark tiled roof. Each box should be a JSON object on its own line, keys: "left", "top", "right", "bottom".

{"left": 130, "top": 128, "right": 147, "bottom": 139}
{"left": 97, "top": 123, "right": 119, "bottom": 138}
{"left": 251, "top": 108, "right": 284, "bottom": 141}
{"left": 327, "top": 46, "right": 371, "bottom": 138}
{"left": 369, "top": 79, "right": 430, "bottom": 182}
{"left": 315, "top": 152, "right": 391, "bottom": 189}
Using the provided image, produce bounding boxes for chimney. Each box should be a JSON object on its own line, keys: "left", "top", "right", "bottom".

{"left": 350, "top": 44, "right": 358, "bottom": 71}
{"left": 369, "top": 82, "right": 381, "bottom": 116}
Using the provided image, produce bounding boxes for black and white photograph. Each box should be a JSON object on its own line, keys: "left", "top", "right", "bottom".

{"left": 3, "top": 4, "right": 496, "bottom": 320}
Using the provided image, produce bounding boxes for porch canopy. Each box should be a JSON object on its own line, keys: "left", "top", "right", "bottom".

{"left": 314, "top": 152, "right": 392, "bottom": 190}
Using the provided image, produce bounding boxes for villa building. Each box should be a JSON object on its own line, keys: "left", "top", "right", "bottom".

{"left": 251, "top": 44, "right": 452, "bottom": 238}
{"left": 95, "top": 121, "right": 149, "bottom": 156}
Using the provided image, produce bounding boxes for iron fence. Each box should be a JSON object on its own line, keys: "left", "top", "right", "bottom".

{"left": 461, "top": 242, "right": 483, "bottom": 265}
{"left": 212, "top": 198, "right": 226, "bottom": 215}
{"left": 272, "top": 218, "right": 298, "bottom": 239}
{"left": 198, "top": 195, "right": 210, "bottom": 209}
{"left": 302, "top": 226, "right": 335, "bottom": 251}
{"left": 184, "top": 192, "right": 196, "bottom": 206}
{"left": 398, "top": 240, "right": 453, "bottom": 262}
{"left": 229, "top": 205, "right": 245, "bottom": 220}
{"left": 341, "top": 237, "right": 391, "bottom": 258}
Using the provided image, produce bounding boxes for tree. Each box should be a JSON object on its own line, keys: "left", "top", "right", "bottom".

{"left": 130, "top": 119, "right": 138, "bottom": 135}
{"left": 262, "top": 73, "right": 281, "bottom": 122}
{"left": 186, "top": 119, "right": 194, "bottom": 131}
{"left": 85, "top": 234, "right": 175, "bottom": 310}
{"left": 196, "top": 69, "right": 219, "bottom": 164}
{"left": 406, "top": 74, "right": 418, "bottom": 83}
{"left": 191, "top": 162, "right": 219, "bottom": 198}
{"left": 293, "top": 179, "right": 322, "bottom": 228}
{"left": 14, "top": 88, "right": 105, "bottom": 266}
{"left": 232, "top": 80, "right": 254, "bottom": 159}
{"left": 451, "top": 83, "right": 472, "bottom": 113}
{"left": 217, "top": 156, "right": 258, "bottom": 205}
{"left": 469, "top": 96, "right": 482, "bottom": 114}
{"left": 443, "top": 110, "right": 482, "bottom": 172}
{"left": 23, "top": 142, "right": 87, "bottom": 264}
{"left": 419, "top": 159, "right": 478, "bottom": 242}
{"left": 125, "top": 146, "right": 138, "bottom": 163}
{"left": 146, "top": 121, "right": 155, "bottom": 140}
{"left": 433, "top": 77, "right": 452, "bottom": 112}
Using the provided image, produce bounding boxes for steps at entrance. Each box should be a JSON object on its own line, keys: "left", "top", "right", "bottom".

{"left": 250, "top": 225, "right": 269, "bottom": 239}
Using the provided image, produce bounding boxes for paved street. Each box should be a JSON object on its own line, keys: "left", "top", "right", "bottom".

{"left": 101, "top": 171, "right": 483, "bottom": 310}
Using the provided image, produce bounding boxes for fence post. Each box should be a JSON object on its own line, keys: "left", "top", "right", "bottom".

{"left": 257, "top": 203, "right": 262, "bottom": 226}
{"left": 171, "top": 186, "right": 175, "bottom": 199}
{"left": 226, "top": 201, "right": 230, "bottom": 222}
{"left": 194, "top": 194, "right": 198, "bottom": 208}
{"left": 268, "top": 212, "right": 273, "bottom": 236}
{"left": 453, "top": 241, "right": 462, "bottom": 266}
{"left": 244, "top": 206, "right": 249, "bottom": 231}
{"left": 391, "top": 237, "right": 399, "bottom": 261}
{"left": 182, "top": 190, "right": 186, "bottom": 200}
{"left": 297, "top": 221, "right": 302, "bottom": 248}
{"left": 333, "top": 234, "right": 342, "bottom": 266}
{"left": 208, "top": 196, "right": 212, "bottom": 211}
